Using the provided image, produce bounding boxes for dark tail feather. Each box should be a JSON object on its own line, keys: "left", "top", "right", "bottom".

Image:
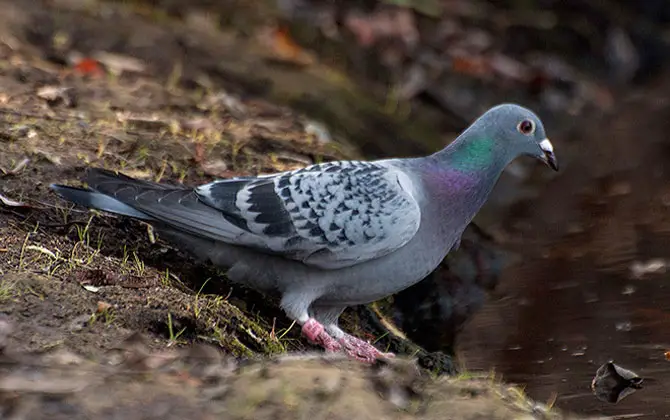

{"left": 50, "top": 184, "right": 154, "bottom": 220}
{"left": 50, "top": 168, "right": 242, "bottom": 241}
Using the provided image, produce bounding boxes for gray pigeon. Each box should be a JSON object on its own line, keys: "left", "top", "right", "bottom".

{"left": 50, "top": 103, "right": 557, "bottom": 362}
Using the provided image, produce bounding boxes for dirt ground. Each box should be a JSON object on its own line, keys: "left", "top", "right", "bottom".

{"left": 1, "top": 335, "right": 579, "bottom": 419}
{"left": 0, "top": 0, "right": 587, "bottom": 418}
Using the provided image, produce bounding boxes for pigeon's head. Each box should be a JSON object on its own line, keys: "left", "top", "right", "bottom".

{"left": 474, "top": 103, "right": 558, "bottom": 171}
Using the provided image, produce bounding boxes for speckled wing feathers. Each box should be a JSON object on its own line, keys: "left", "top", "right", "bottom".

{"left": 196, "top": 161, "right": 421, "bottom": 269}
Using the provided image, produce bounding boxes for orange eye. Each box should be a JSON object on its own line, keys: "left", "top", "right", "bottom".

{"left": 517, "top": 120, "right": 535, "bottom": 135}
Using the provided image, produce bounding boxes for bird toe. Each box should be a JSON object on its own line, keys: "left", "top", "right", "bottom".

{"left": 338, "top": 334, "right": 391, "bottom": 363}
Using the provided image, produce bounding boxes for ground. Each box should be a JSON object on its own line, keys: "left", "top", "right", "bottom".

{"left": 0, "top": 0, "right": 584, "bottom": 418}
{"left": 1, "top": 336, "right": 578, "bottom": 419}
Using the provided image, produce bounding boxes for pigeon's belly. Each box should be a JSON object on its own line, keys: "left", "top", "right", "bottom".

{"left": 314, "top": 228, "right": 458, "bottom": 306}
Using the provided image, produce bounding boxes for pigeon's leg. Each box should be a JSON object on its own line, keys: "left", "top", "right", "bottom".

{"left": 280, "top": 293, "right": 341, "bottom": 352}
{"left": 313, "top": 305, "right": 394, "bottom": 363}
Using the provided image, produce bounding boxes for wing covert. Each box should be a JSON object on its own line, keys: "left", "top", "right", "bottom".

{"left": 196, "top": 160, "right": 421, "bottom": 269}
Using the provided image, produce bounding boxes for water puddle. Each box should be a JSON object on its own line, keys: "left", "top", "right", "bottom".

{"left": 457, "top": 235, "right": 670, "bottom": 417}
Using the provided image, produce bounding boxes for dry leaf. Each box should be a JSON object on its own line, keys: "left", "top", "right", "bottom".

{"left": 0, "top": 157, "right": 30, "bottom": 176}
{"left": 94, "top": 51, "right": 146, "bottom": 75}
{"left": 0, "top": 192, "right": 27, "bottom": 207}
{"left": 591, "top": 361, "right": 643, "bottom": 403}
{"left": 36, "top": 85, "right": 75, "bottom": 106}
{"left": 262, "top": 26, "right": 314, "bottom": 66}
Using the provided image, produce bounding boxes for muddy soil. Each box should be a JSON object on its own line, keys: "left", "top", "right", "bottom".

{"left": 0, "top": 332, "right": 580, "bottom": 419}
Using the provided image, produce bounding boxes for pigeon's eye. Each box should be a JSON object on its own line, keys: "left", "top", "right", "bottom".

{"left": 517, "top": 119, "right": 535, "bottom": 135}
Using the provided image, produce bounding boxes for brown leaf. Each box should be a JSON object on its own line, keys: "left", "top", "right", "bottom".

{"left": 261, "top": 26, "right": 314, "bottom": 66}
{"left": 96, "top": 301, "right": 113, "bottom": 314}
{"left": 451, "top": 55, "right": 490, "bottom": 78}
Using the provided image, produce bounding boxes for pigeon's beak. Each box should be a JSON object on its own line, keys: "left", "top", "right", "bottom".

{"left": 539, "top": 138, "right": 558, "bottom": 171}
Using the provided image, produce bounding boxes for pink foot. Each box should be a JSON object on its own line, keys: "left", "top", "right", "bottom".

{"left": 301, "top": 318, "right": 342, "bottom": 352}
{"left": 338, "top": 334, "right": 395, "bottom": 363}
{"left": 301, "top": 318, "right": 324, "bottom": 341}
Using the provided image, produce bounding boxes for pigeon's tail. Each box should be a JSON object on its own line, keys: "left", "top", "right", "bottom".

{"left": 50, "top": 184, "right": 155, "bottom": 220}
{"left": 50, "top": 168, "right": 243, "bottom": 241}
{"left": 50, "top": 168, "right": 177, "bottom": 222}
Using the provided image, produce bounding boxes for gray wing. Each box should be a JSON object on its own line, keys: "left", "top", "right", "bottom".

{"left": 196, "top": 160, "right": 422, "bottom": 269}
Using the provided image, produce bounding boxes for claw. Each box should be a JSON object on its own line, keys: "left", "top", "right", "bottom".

{"left": 338, "top": 334, "right": 394, "bottom": 363}
{"left": 302, "top": 320, "right": 392, "bottom": 360}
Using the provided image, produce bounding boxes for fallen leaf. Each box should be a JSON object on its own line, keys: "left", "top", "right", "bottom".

{"left": 25, "top": 245, "right": 58, "bottom": 259}
{"left": 591, "top": 361, "right": 643, "bottom": 403}
{"left": 397, "top": 63, "right": 427, "bottom": 100}
{"left": 193, "top": 142, "right": 206, "bottom": 164}
{"left": 202, "top": 92, "right": 247, "bottom": 116}
{"left": 0, "top": 315, "right": 12, "bottom": 351}
{"left": 304, "top": 120, "right": 333, "bottom": 144}
{"left": 0, "top": 157, "right": 30, "bottom": 176}
{"left": 200, "top": 159, "right": 230, "bottom": 177}
{"left": 263, "top": 26, "right": 314, "bottom": 66}
{"left": 72, "top": 57, "right": 104, "bottom": 77}
{"left": 0, "top": 193, "right": 27, "bottom": 207}
{"left": 450, "top": 54, "right": 492, "bottom": 79}
{"left": 94, "top": 51, "right": 146, "bottom": 75}
{"left": 32, "top": 148, "right": 62, "bottom": 165}
{"left": 344, "top": 8, "right": 418, "bottom": 48}
{"left": 665, "top": 351, "right": 670, "bottom": 361}
{"left": 36, "top": 85, "right": 76, "bottom": 107}
{"left": 629, "top": 259, "right": 668, "bottom": 279}
{"left": 605, "top": 26, "right": 639, "bottom": 83}
{"left": 96, "top": 301, "right": 112, "bottom": 313}
{"left": 181, "top": 118, "right": 215, "bottom": 132}
{"left": 489, "top": 53, "right": 530, "bottom": 82}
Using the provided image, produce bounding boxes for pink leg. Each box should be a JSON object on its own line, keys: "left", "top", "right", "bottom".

{"left": 338, "top": 334, "right": 395, "bottom": 363}
{"left": 301, "top": 318, "right": 342, "bottom": 352}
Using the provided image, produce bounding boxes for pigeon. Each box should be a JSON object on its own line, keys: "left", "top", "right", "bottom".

{"left": 50, "top": 103, "right": 558, "bottom": 362}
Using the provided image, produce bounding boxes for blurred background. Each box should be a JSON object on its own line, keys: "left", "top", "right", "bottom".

{"left": 1, "top": 0, "right": 670, "bottom": 417}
